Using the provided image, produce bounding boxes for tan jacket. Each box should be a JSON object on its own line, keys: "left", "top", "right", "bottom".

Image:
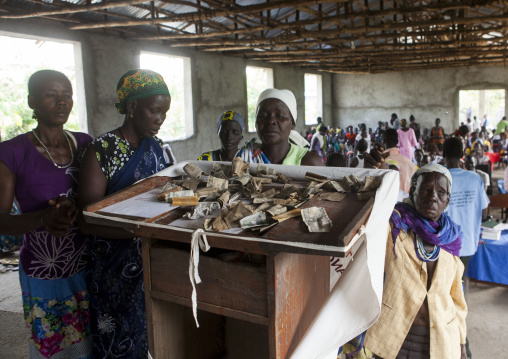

{"left": 365, "top": 226, "right": 467, "bottom": 359}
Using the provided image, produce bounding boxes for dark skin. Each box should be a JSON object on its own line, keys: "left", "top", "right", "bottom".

{"left": 431, "top": 118, "right": 444, "bottom": 141}
{"left": 409, "top": 173, "right": 467, "bottom": 359}
{"left": 77, "top": 94, "right": 171, "bottom": 238}
{"left": 256, "top": 98, "right": 323, "bottom": 166}
{"left": 218, "top": 120, "right": 243, "bottom": 161}
{"left": 310, "top": 128, "right": 327, "bottom": 154}
{"left": 0, "top": 74, "right": 78, "bottom": 237}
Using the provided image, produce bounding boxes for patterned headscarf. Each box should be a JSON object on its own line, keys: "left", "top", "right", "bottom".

{"left": 388, "top": 163, "right": 462, "bottom": 258}
{"left": 216, "top": 110, "right": 245, "bottom": 134}
{"left": 115, "top": 69, "right": 170, "bottom": 114}
{"left": 410, "top": 164, "right": 452, "bottom": 196}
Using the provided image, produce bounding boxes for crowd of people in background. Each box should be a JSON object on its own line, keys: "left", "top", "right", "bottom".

{"left": 305, "top": 112, "right": 508, "bottom": 188}
{"left": 1, "top": 66, "right": 506, "bottom": 359}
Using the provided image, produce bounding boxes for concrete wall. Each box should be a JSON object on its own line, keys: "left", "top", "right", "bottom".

{"left": 332, "top": 66, "right": 508, "bottom": 133}
{"left": 0, "top": 19, "right": 332, "bottom": 161}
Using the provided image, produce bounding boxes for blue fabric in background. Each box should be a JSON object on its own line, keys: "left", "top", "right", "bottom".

{"left": 466, "top": 230, "right": 508, "bottom": 285}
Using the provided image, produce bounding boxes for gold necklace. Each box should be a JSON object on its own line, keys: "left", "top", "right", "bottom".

{"left": 32, "top": 129, "right": 74, "bottom": 169}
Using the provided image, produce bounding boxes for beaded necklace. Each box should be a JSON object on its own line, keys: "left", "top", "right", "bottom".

{"left": 415, "top": 235, "right": 440, "bottom": 262}
{"left": 32, "top": 129, "right": 74, "bottom": 169}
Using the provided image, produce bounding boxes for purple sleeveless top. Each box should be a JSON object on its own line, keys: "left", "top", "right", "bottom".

{"left": 0, "top": 132, "right": 92, "bottom": 279}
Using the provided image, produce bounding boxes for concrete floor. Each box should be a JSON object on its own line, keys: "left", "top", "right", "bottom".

{"left": 1, "top": 166, "right": 507, "bottom": 359}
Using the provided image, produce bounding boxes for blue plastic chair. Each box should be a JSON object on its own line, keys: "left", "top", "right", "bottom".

{"left": 497, "top": 179, "right": 507, "bottom": 195}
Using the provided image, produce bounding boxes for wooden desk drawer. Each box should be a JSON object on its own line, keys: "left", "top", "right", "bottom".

{"left": 150, "top": 245, "right": 268, "bottom": 319}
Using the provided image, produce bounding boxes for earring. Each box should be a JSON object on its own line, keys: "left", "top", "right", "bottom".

{"left": 32, "top": 110, "right": 38, "bottom": 120}
{"left": 129, "top": 113, "right": 133, "bottom": 119}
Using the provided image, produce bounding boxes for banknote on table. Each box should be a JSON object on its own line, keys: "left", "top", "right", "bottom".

{"left": 184, "top": 162, "right": 204, "bottom": 178}
{"left": 207, "top": 176, "right": 228, "bottom": 190}
{"left": 359, "top": 176, "right": 382, "bottom": 193}
{"left": 302, "top": 207, "right": 332, "bottom": 232}
{"left": 232, "top": 157, "right": 250, "bottom": 176}
{"left": 184, "top": 202, "right": 221, "bottom": 219}
{"left": 316, "top": 192, "right": 347, "bottom": 202}
{"left": 218, "top": 191, "right": 231, "bottom": 208}
{"left": 240, "top": 212, "right": 270, "bottom": 229}
{"left": 266, "top": 204, "right": 287, "bottom": 216}
{"left": 224, "top": 201, "right": 254, "bottom": 228}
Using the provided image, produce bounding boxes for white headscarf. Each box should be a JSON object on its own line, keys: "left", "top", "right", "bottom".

{"left": 256, "top": 88, "right": 297, "bottom": 121}
{"left": 255, "top": 88, "right": 309, "bottom": 148}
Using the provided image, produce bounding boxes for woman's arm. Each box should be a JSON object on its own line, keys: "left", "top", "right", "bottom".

{"left": 77, "top": 146, "right": 133, "bottom": 238}
{"left": 301, "top": 150, "right": 324, "bottom": 166}
{"left": 0, "top": 161, "right": 76, "bottom": 237}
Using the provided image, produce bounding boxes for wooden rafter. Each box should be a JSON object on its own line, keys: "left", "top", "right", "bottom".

{"left": 1, "top": 0, "right": 505, "bottom": 73}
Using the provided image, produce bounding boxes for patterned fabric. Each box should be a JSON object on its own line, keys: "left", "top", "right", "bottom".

{"left": 0, "top": 132, "right": 91, "bottom": 279}
{"left": 90, "top": 132, "right": 164, "bottom": 181}
{"left": 216, "top": 110, "right": 245, "bottom": 134}
{"left": 0, "top": 131, "right": 93, "bottom": 359}
{"left": 237, "top": 138, "right": 308, "bottom": 165}
{"left": 410, "top": 163, "right": 453, "bottom": 196}
{"left": 430, "top": 126, "right": 444, "bottom": 144}
{"left": 197, "top": 149, "right": 221, "bottom": 161}
{"left": 87, "top": 134, "right": 166, "bottom": 358}
{"left": 364, "top": 225, "right": 467, "bottom": 359}
{"left": 390, "top": 202, "right": 462, "bottom": 257}
{"left": 20, "top": 267, "right": 92, "bottom": 359}
{"left": 114, "top": 69, "right": 170, "bottom": 114}
{"left": 0, "top": 203, "right": 23, "bottom": 252}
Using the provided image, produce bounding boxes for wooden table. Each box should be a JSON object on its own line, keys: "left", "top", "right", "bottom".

{"left": 84, "top": 176, "right": 374, "bottom": 358}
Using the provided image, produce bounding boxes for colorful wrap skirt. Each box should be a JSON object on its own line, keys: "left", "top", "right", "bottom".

{"left": 19, "top": 265, "right": 93, "bottom": 359}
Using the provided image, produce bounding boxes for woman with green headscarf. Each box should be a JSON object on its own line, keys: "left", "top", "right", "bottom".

{"left": 78, "top": 69, "right": 171, "bottom": 358}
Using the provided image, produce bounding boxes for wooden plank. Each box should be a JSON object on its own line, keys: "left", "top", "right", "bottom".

{"left": 269, "top": 252, "right": 329, "bottom": 358}
{"left": 151, "top": 290, "right": 269, "bottom": 326}
{"left": 150, "top": 298, "right": 222, "bottom": 359}
{"left": 150, "top": 245, "right": 269, "bottom": 318}
{"left": 85, "top": 176, "right": 169, "bottom": 212}
{"left": 262, "top": 194, "right": 374, "bottom": 248}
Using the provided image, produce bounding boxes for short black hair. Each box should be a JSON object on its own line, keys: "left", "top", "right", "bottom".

{"left": 383, "top": 128, "right": 398, "bottom": 147}
{"left": 443, "top": 137, "right": 463, "bottom": 159}
{"left": 319, "top": 125, "right": 327, "bottom": 133}
{"left": 356, "top": 138, "right": 368, "bottom": 153}
{"left": 28, "top": 70, "right": 69, "bottom": 97}
{"left": 325, "top": 152, "right": 348, "bottom": 167}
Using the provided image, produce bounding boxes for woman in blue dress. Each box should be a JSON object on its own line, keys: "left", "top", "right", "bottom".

{"left": 78, "top": 69, "right": 171, "bottom": 358}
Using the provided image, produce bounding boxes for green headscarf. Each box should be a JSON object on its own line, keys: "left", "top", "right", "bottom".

{"left": 115, "top": 69, "right": 170, "bottom": 115}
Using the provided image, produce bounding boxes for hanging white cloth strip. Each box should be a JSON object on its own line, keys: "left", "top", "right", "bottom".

{"left": 188, "top": 228, "right": 210, "bottom": 327}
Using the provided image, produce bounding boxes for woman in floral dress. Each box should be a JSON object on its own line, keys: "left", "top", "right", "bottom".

{"left": 78, "top": 69, "right": 171, "bottom": 358}
{"left": 0, "top": 70, "right": 93, "bottom": 358}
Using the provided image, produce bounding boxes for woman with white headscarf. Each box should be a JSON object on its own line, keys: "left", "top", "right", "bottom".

{"left": 237, "top": 89, "right": 323, "bottom": 166}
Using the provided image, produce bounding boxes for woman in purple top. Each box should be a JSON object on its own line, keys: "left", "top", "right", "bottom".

{"left": 0, "top": 70, "right": 93, "bottom": 358}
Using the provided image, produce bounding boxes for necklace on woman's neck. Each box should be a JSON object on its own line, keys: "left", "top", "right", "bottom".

{"left": 32, "top": 129, "right": 74, "bottom": 169}
{"left": 415, "top": 235, "right": 440, "bottom": 262}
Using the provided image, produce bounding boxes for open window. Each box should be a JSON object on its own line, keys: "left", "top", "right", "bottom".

{"left": 304, "top": 73, "right": 323, "bottom": 126}
{"left": 0, "top": 33, "right": 86, "bottom": 140}
{"left": 140, "top": 51, "right": 194, "bottom": 141}
{"left": 246, "top": 66, "right": 274, "bottom": 132}
{"left": 459, "top": 89, "right": 506, "bottom": 131}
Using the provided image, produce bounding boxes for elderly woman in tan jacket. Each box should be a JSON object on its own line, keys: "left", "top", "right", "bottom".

{"left": 364, "top": 164, "right": 467, "bottom": 359}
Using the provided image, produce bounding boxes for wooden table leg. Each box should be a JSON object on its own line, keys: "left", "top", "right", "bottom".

{"left": 267, "top": 252, "right": 330, "bottom": 358}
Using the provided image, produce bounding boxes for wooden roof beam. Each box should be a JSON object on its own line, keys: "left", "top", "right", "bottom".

{"left": 66, "top": 0, "right": 348, "bottom": 30}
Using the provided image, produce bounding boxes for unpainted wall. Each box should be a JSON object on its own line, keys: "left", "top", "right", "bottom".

{"left": 332, "top": 66, "right": 508, "bottom": 134}
{"left": 0, "top": 19, "right": 333, "bottom": 161}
